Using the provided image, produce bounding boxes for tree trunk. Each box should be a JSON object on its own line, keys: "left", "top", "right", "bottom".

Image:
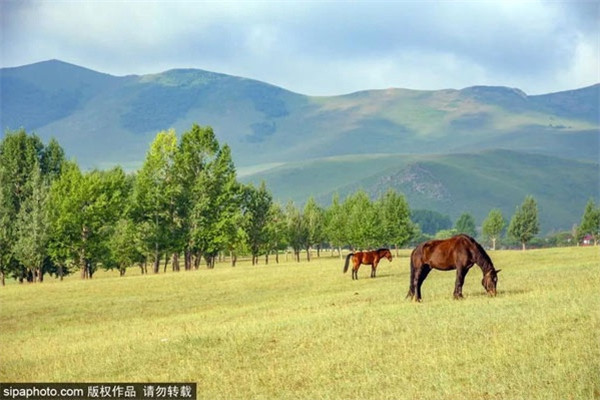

{"left": 194, "top": 252, "right": 201, "bottom": 269}
{"left": 184, "top": 250, "right": 191, "bottom": 270}
{"left": 306, "top": 246, "right": 311, "bottom": 262}
{"left": 338, "top": 246, "right": 342, "bottom": 260}
{"left": 172, "top": 253, "right": 179, "bottom": 272}
{"left": 492, "top": 238, "right": 497, "bottom": 251}
{"left": 230, "top": 251, "right": 237, "bottom": 267}
{"left": 59, "top": 264, "right": 64, "bottom": 281}
{"left": 275, "top": 251, "right": 279, "bottom": 264}
{"left": 80, "top": 253, "right": 88, "bottom": 279}
{"left": 163, "top": 252, "right": 170, "bottom": 273}
{"left": 265, "top": 253, "right": 269, "bottom": 265}
{"left": 1, "top": 271, "right": 4, "bottom": 286}
{"left": 153, "top": 244, "right": 160, "bottom": 273}
{"left": 522, "top": 241, "right": 526, "bottom": 251}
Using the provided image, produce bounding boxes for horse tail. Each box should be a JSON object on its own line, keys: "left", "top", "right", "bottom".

{"left": 343, "top": 253, "right": 354, "bottom": 273}
{"left": 406, "top": 249, "right": 416, "bottom": 299}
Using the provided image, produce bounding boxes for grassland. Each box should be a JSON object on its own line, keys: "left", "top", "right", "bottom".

{"left": 1, "top": 247, "right": 599, "bottom": 399}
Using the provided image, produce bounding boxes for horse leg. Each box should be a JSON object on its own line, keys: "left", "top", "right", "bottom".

{"left": 415, "top": 265, "right": 431, "bottom": 302}
{"left": 353, "top": 263, "right": 359, "bottom": 280}
{"left": 453, "top": 265, "right": 471, "bottom": 299}
{"left": 407, "top": 260, "right": 417, "bottom": 300}
{"left": 371, "top": 263, "right": 377, "bottom": 278}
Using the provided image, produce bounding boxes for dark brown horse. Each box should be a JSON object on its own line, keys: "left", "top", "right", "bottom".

{"left": 407, "top": 234, "right": 500, "bottom": 301}
{"left": 343, "top": 248, "right": 393, "bottom": 280}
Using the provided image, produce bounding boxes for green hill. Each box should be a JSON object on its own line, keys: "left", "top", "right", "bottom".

{"left": 240, "top": 150, "right": 599, "bottom": 232}
{"left": 1, "top": 60, "right": 598, "bottom": 169}
{"left": 1, "top": 60, "right": 598, "bottom": 230}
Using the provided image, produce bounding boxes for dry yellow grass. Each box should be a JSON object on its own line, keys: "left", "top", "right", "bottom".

{"left": 1, "top": 247, "right": 598, "bottom": 399}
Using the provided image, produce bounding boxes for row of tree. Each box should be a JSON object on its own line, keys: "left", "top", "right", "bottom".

{"left": 0, "top": 126, "right": 414, "bottom": 284}
{"left": 1, "top": 126, "right": 598, "bottom": 285}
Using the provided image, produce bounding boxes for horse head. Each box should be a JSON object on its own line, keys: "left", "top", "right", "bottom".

{"left": 381, "top": 248, "right": 393, "bottom": 262}
{"left": 482, "top": 269, "right": 501, "bottom": 296}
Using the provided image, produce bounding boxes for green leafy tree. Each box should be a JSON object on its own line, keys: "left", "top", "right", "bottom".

{"left": 174, "top": 124, "right": 220, "bottom": 269}
{"left": 285, "top": 201, "right": 307, "bottom": 262}
{"left": 173, "top": 124, "right": 241, "bottom": 269}
{"left": 14, "top": 163, "right": 50, "bottom": 282}
{"left": 508, "top": 195, "right": 540, "bottom": 250}
{"left": 48, "top": 164, "right": 129, "bottom": 278}
{"left": 107, "top": 218, "right": 142, "bottom": 276}
{"left": 325, "top": 193, "right": 347, "bottom": 258}
{"left": 40, "top": 137, "right": 65, "bottom": 181}
{"left": 242, "top": 182, "right": 273, "bottom": 265}
{"left": 435, "top": 229, "right": 458, "bottom": 239}
{"left": 411, "top": 209, "right": 452, "bottom": 236}
{"left": 303, "top": 197, "right": 325, "bottom": 261}
{"left": 578, "top": 199, "right": 600, "bottom": 245}
{"left": 201, "top": 144, "right": 240, "bottom": 268}
{"left": 375, "top": 189, "right": 414, "bottom": 255}
{"left": 264, "top": 202, "right": 287, "bottom": 264}
{"left": 482, "top": 209, "right": 505, "bottom": 250}
{"left": 344, "top": 190, "right": 379, "bottom": 250}
{"left": 133, "top": 130, "right": 178, "bottom": 273}
{"left": 0, "top": 130, "right": 66, "bottom": 284}
{"left": 455, "top": 212, "right": 477, "bottom": 237}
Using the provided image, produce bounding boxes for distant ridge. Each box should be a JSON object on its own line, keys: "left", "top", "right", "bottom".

{"left": 1, "top": 60, "right": 598, "bottom": 230}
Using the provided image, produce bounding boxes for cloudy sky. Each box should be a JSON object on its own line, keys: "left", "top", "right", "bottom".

{"left": 1, "top": 1, "right": 598, "bottom": 96}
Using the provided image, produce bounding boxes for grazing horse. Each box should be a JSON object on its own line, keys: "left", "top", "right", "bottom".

{"left": 343, "top": 248, "right": 393, "bottom": 280}
{"left": 407, "top": 234, "right": 500, "bottom": 301}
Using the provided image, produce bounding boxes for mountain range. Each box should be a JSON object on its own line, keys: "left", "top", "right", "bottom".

{"left": 1, "top": 60, "right": 598, "bottom": 231}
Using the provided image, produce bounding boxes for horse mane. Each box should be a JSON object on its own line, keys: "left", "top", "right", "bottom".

{"left": 461, "top": 235, "right": 495, "bottom": 273}
{"left": 376, "top": 248, "right": 390, "bottom": 254}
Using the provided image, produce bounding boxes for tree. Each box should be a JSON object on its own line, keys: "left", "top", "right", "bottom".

{"left": 40, "top": 137, "right": 65, "bottom": 180}
{"left": 0, "top": 163, "right": 14, "bottom": 286}
{"left": 454, "top": 212, "right": 477, "bottom": 237}
{"left": 0, "top": 130, "right": 66, "bottom": 284}
{"left": 285, "top": 201, "right": 307, "bottom": 262}
{"left": 263, "top": 202, "right": 287, "bottom": 264}
{"left": 107, "top": 218, "right": 141, "bottom": 276}
{"left": 411, "top": 209, "right": 452, "bottom": 236}
{"left": 344, "top": 190, "right": 379, "bottom": 250}
{"left": 133, "top": 130, "right": 178, "bottom": 273}
{"left": 375, "top": 189, "right": 414, "bottom": 255}
{"left": 578, "top": 199, "right": 600, "bottom": 245}
{"left": 325, "top": 193, "right": 347, "bottom": 258}
{"left": 303, "top": 197, "right": 325, "bottom": 261}
{"left": 482, "top": 209, "right": 505, "bottom": 250}
{"left": 14, "top": 163, "right": 50, "bottom": 282}
{"left": 48, "top": 164, "right": 129, "bottom": 278}
{"left": 508, "top": 195, "right": 540, "bottom": 250}
{"left": 174, "top": 124, "right": 220, "bottom": 269}
{"left": 242, "top": 182, "right": 272, "bottom": 265}
{"left": 200, "top": 144, "right": 240, "bottom": 268}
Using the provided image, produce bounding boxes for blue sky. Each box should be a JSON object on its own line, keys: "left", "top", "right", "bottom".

{"left": 1, "top": 1, "right": 598, "bottom": 95}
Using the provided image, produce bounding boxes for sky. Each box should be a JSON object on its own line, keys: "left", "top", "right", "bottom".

{"left": 1, "top": 0, "right": 599, "bottom": 96}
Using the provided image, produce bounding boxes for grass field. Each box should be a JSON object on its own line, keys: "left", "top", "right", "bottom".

{"left": 1, "top": 247, "right": 599, "bottom": 399}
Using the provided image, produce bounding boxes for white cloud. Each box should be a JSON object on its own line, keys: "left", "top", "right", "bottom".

{"left": 1, "top": 0, "right": 598, "bottom": 95}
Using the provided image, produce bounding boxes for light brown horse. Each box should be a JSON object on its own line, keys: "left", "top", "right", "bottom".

{"left": 343, "top": 248, "right": 393, "bottom": 280}
{"left": 407, "top": 234, "right": 500, "bottom": 302}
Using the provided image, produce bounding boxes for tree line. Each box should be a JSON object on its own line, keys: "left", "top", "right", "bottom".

{"left": 1, "top": 125, "right": 598, "bottom": 285}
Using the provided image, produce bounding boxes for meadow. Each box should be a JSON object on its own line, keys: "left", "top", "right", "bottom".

{"left": 1, "top": 247, "right": 598, "bottom": 399}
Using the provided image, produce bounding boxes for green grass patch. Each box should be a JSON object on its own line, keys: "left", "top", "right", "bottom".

{"left": 1, "top": 247, "right": 598, "bottom": 399}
